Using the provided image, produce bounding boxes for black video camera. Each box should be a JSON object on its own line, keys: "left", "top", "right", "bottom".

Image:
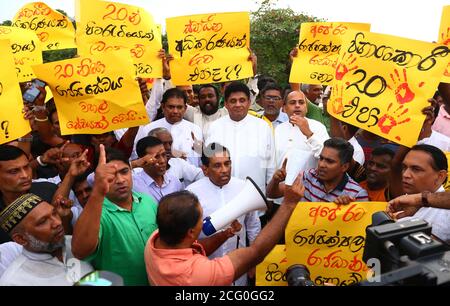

{"left": 361, "top": 212, "right": 450, "bottom": 286}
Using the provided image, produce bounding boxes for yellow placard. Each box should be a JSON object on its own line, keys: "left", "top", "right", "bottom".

{"left": 0, "top": 39, "right": 31, "bottom": 144}
{"left": 32, "top": 50, "right": 149, "bottom": 135}
{"left": 256, "top": 245, "right": 288, "bottom": 286}
{"left": 439, "top": 5, "right": 450, "bottom": 83}
{"left": 328, "top": 30, "right": 449, "bottom": 147}
{"left": 166, "top": 12, "right": 253, "bottom": 85}
{"left": 445, "top": 152, "right": 450, "bottom": 191}
{"left": 285, "top": 202, "right": 386, "bottom": 286}
{"left": 290, "top": 22, "right": 371, "bottom": 85}
{"left": 75, "top": 0, "right": 162, "bottom": 78}
{"left": 0, "top": 26, "right": 43, "bottom": 82}
{"left": 13, "top": 2, "right": 76, "bottom": 51}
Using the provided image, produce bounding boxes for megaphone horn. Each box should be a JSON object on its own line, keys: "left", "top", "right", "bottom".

{"left": 202, "top": 177, "right": 268, "bottom": 236}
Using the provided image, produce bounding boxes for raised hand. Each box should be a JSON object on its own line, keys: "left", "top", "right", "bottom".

{"left": 131, "top": 153, "right": 157, "bottom": 168}
{"left": 191, "top": 131, "right": 203, "bottom": 155}
{"left": 41, "top": 141, "right": 70, "bottom": 165}
{"left": 53, "top": 195, "right": 74, "bottom": 218}
{"left": 284, "top": 172, "right": 305, "bottom": 204}
{"left": 290, "top": 115, "right": 313, "bottom": 138}
{"left": 93, "top": 144, "right": 117, "bottom": 196}
{"left": 273, "top": 158, "right": 287, "bottom": 183}
{"left": 224, "top": 220, "right": 243, "bottom": 238}
{"left": 68, "top": 149, "right": 90, "bottom": 177}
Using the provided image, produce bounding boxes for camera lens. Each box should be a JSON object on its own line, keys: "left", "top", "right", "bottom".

{"left": 286, "top": 264, "right": 315, "bottom": 286}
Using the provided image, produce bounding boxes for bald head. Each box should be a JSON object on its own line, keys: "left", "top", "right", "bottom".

{"left": 283, "top": 90, "right": 308, "bottom": 118}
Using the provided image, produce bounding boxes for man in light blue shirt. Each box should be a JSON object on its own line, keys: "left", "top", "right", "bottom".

{"left": 133, "top": 136, "right": 183, "bottom": 203}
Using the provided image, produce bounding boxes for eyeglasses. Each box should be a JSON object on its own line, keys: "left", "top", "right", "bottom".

{"left": 263, "top": 95, "right": 282, "bottom": 102}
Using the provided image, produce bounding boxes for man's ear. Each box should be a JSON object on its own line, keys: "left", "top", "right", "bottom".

{"left": 201, "top": 165, "right": 208, "bottom": 176}
{"left": 341, "top": 161, "right": 351, "bottom": 173}
{"left": 437, "top": 170, "right": 448, "bottom": 186}
{"left": 11, "top": 232, "right": 28, "bottom": 247}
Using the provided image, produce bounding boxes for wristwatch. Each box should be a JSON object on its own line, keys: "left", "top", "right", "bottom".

{"left": 421, "top": 191, "right": 431, "bottom": 207}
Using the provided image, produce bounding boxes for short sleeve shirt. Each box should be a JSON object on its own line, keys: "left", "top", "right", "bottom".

{"left": 84, "top": 191, "right": 158, "bottom": 286}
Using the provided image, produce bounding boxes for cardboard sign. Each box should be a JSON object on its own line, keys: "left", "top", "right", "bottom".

{"left": 290, "top": 22, "right": 370, "bottom": 85}
{"left": 256, "top": 245, "right": 288, "bottom": 286}
{"left": 438, "top": 5, "right": 450, "bottom": 83}
{"left": 0, "top": 26, "right": 43, "bottom": 82}
{"left": 328, "top": 30, "right": 449, "bottom": 147}
{"left": 32, "top": 50, "right": 149, "bottom": 135}
{"left": 75, "top": 0, "right": 162, "bottom": 78}
{"left": 166, "top": 12, "right": 253, "bottom": 85}
{"left": 285, "top": 201, "right": 386, "bottom": 286}
{"left": 0, "top": 39, "right": 31, "bottom": 144}
{"left": 13, "top": 2, "right": 76, "bottom": 51}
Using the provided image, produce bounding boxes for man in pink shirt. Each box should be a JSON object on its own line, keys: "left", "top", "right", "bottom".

{"left": 144, "top": 174, "right": 305, "bottom": 286}
{"left": 432, "top": 84, "right": 450, "bottom": 138}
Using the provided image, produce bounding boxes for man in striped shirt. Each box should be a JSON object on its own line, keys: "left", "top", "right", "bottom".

{"left": 267, "top": 137, "right": 368, "bottom": 203}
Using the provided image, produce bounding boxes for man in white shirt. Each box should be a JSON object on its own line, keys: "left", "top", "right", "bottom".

{"left": 186, "top": 143, "right": 261, "bottom": 286}
{"left": 135, "top": 88, "right": 203, "bottom": 167}
{"left": 206, "top": 81, "right": 276, "bottom": 195}
{"left": 0, "top": 193, "right": 92, "bottom": 285}
{"left": 388, "top": 144, "right": 450, "bottom": 242}
{"left": 275, "top": 90, "right": 329, "bottom": 174}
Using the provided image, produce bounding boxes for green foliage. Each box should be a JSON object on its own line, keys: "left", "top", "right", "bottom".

{"left": 42, "top": 48, "right": 77, "bottom": 63}
{"left": 1, "top": 20, "right": 12, "bottom": 26}
{"left": 251, "top": 0, "right": 322, "bottom": 87}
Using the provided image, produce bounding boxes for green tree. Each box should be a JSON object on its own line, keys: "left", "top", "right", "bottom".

{"left": 251, "top": 0, "right": 322, "bottom": 86}
{"left": 1, "top": 20, "right": 12, "bottom": 26}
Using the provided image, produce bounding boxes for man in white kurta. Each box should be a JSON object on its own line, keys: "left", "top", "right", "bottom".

{"left": 186, "top": 143, "right": 261, "bottom": 286}
{"left": 134, "top": 88, "right": 203, "bottom": 167}
{"left": 205, "top": 82, "right": 276, "bottom": 195}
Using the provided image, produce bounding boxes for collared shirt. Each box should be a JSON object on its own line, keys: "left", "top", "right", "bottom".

{"left": 184, "top": 105, "right": 229, "bottom": 136}
{"left": 302, "top": 169, "right": 369, "bottom": 202}
{"left": 349, "top": 136, "right": 365, "bottom": 165}
{"left": 84, "top": 192, "right": 158, "bottom": 286}
{"left": 144, "top": 231, "right": 235, "bottom": 286}
{"left": 400, "top": 186, "right": 450, "bottom": 243}
{"left": 0, "top": 236, "right": 93, "bottom": 286}
{"left": 432, "top": 105, "right": 450, "bottom": 138}
{"left": 257, "top": 110, "right": 289, "bottom": 129}
{"left": 133, "top": 170, "right": 183, "bottom": 203}
{"left": 134, "top": 118, "right": 203, "bottom": 166}
{"left": 206, "top": 115, "right": 276, "bottom": 195}
{"left": 0, "top": 242, "right": 22, "bottom": 278}
{"left": 186, "top": 177, "right": 261, "bottom": 286}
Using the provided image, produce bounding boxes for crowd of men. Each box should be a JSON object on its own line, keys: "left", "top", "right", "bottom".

{"left": 0, "top": 47, "right": 450, "bottom": 286}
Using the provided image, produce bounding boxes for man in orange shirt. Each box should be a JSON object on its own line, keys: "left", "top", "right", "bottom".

{"left": 144, "top": 174, "right": 305, "bottom": 286}
{"left": 359, "top": 147, "right": 394, "bottom": 202}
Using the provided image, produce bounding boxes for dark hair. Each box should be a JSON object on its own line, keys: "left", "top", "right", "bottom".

{"left": 260, "top": 83, "right": 282, "bottom": 98}
{"left": 224, "top": 81, "right": 250, "bottom": 101}
{"left": 371, "top": 147, "right": 395, "bottom": 159}
{"left": 198, "top": 84, "right": 220, "bottom": 100}
{"left": 162, "top": 88, "right": 187, "bottom": 105}
{"left": 410, "top": 144, "right": 448, "bottom": 172}
{"left": 340, "top": 122, "right": 359, "bottom": 136}
{"left": 323, "top": 137, "right": 354, "bottom": 164}
{"left": 157, "top": 191, "right": 201, "bottom": 246}
{"left": 0, "top": 145, "right": 27, "bottom": 161}
{"left": 136, "top": 136, "right": 163, "bottom": 158}
{"left": 73, "top": 172, "right": 91, "bottom": 189}
{"left": 193, "top": 84, "right": 201, "bottom": 95}
{"left": 257, "top": 75, "right": 276, "bottom": 91}
{"left": 201, "top": 142, "right": 230, "bottom": 167}
{"left": 105, "top": 147, "right": 129, "bottom": 166}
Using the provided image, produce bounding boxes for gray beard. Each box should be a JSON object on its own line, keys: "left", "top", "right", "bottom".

{"left": 25, "top": 232, "right": 65, "bottom": 253}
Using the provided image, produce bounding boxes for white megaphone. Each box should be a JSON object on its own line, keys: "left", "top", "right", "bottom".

{"left": 202, "top": 177, "right": 268, "bottom": 236}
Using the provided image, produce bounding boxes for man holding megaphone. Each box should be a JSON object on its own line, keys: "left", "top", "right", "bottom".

{"left": 186, "top": 143, "right": 262, "bottom": 286}
{"left": 144, "top": 172, "right": 305, "bottom": 286}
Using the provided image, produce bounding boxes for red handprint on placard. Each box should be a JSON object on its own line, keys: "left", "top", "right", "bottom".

{"left": 335, "top": 52, "right": 358, "bottom": 81}
{"left": 440, "top": 27, "right": 450, "bottom": 45}
{"left": 330, "top": 84, "right": 345, "bottom": 114}
{"left": 387, "top": 68, "right": 425, "bottom": 104}
{"left": 377, "top": 103, "right": 411, "bottom": 135}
